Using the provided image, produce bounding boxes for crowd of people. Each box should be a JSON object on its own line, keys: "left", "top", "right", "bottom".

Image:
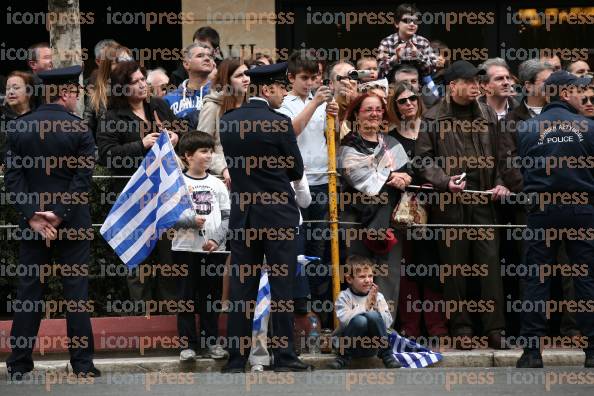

{"left": 2, "top": 3, "right": 594, "bottom": 378}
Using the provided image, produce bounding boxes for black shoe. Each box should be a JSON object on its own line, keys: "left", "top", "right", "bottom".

{"left": 381, "top": 354, "right": 402, "bottom": 369}
{"left": 221, "top": 359, "right": 246, "bottom": 373}
{"left": 273, "top": 359, "right": 313, "bottom": 372}
{"left": 73, "top": 366, "right": 102, "bottom": 378}
{"left": 487, "top": 331, "right": 510, "bottom": 350}
{"left": 585, "top": 351, "right": 594, "bottom": 368}
{"left": 327, "top": 356, "right": 350, "bottom": 370}
{"left": 516, "top": 349, "right": 543, "bottom": 368}
{"left": 7, "top": 370, "right": 31, "bottom": 382}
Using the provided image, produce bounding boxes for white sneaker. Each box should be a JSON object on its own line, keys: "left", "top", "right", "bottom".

{"left": 251, "top": 364, "right": 264, "bottom": 372}
{"left": 207, "top": 344, "right": 228, "bottom": 359}
{"left": 180, "top": 349, "right": 196, "bottom": 361}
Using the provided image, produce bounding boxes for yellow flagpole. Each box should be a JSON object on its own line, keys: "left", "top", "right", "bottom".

{"left": 325, "top": 113, "right": 340, "bottom": 329}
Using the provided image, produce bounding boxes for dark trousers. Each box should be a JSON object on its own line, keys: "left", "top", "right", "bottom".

{"left": 437, "top": 203, "right": 505, "bottom": 335}
{"left": 337, "top": 312, "right": 391, "bottom": 359}
{"left": 303, "top": 184, "right": 331, "bottom": 308}
{"left": 6, "top": 238, "right": 94, "bottom": 374}
{"left": 226, "top": 227, "right": 298, "bottom": 367}
{"left": 126, "top": 238, "right": 178, "bottom": 306}
{"left": 520, "top": 204, "right": 594, "bottom": 350}
{"left": 173, "top": 251, "right": 226, "bottom": 351}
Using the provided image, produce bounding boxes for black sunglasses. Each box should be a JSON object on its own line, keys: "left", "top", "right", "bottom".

{"left": 396, "top": 95, "right": 418, "bottom": 105}
{"left": 401, "top": 17, "right": 419, "bottom": 24}
{"left": 582, "top": 96, "right": 594, "bottom": 105}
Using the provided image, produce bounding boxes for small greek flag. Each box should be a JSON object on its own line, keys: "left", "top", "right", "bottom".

{"left": 390, "top": 331, "right": 443, "bottom": 368}
{"left": 296, "top": 255, "right": 320, "bottom": 276}
{"left": 100, "top": 132, "right": 193, "bottom": 269}
{"left": 252, "top": 269, "right": 271, "bottom": 334}
{"left": 422, "top": 75, "right": 440, "bottom": 98}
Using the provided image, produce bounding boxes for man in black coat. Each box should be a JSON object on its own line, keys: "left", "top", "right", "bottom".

{"left": 220, "top": 62, "right": 309, "bottom": 372}
{"left": 4, "top": 66, "right": 99, "bottom": 379}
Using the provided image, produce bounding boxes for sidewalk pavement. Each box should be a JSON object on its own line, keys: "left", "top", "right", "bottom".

{"left": 0, "top": 349, "right": 587, "bottom": 378}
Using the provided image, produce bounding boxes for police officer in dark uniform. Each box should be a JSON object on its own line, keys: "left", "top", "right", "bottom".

{"left": 220, "top": 62, "right": 310, "bottom": 372}
{"left": 4, "top": 65, "right": 99, "bottom": 379}
{"left": 516, "top": 70, "right": 594, "bottom": 368}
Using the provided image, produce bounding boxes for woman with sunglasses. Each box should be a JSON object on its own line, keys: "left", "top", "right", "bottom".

{"left": 387, "top": 82, "right": 449, "bottom": 339}
{"left": 338, "top": 93, "right": 412, "bottom": 323}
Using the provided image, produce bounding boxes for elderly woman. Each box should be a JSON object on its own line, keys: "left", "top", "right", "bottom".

{"left": 338, "top": 93, "right": 412, "bottom": 322}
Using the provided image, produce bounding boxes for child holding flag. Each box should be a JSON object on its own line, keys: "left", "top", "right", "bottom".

{"left": 172, "top": 131, "right": 230, "bottom": 361}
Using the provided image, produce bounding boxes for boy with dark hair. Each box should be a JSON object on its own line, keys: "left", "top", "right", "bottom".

{"left": 328, "top": 255, "right": 401, "bottom": 369}
{"left": 278, "top": 51, "right": 338, "bottom": 325}
{"left": 173, "top": 131, "right": 230, "bottom": 361}
{"left": 376, "top": 3, "right": 436, "bottom": 79}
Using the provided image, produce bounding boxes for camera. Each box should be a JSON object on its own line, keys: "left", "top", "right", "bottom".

{"left": 336, "top": 70, "right": 372, "bottom": 82}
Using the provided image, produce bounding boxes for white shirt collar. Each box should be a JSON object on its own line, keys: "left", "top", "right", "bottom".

{"left": 249, "top": 97, "right": 269, "bottom": 106}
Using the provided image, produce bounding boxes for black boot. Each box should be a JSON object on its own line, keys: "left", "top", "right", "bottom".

{"left": 516, "top": 349, "right": 543, "bottom": 368}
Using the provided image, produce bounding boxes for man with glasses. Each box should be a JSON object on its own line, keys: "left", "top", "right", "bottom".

{"left": 4, "top": 65, "right": 99, "bottom": 379}
{"left": 376, "top": 3, "right": 436, "bottom": 79}
{"left": 578, "top": 86, "right": 594, "bottom": 119}
{"left": 416, "top": 60, "right": 510, "bottom": 350}
{"left": 515, "top": 70, "right": 594, "bottom": 368}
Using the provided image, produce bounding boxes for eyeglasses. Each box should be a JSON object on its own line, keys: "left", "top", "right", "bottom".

{"left": 396, "top": 95, "right": 418, "bottom": 105}
{"left": 401, "top": 17, "right": 418, "bottom": 25}
{"left": 360, "top": 107, "right": 384, "bottom": 114}
{"left": 582, "top": 96, "right": 594, "bottom": 105}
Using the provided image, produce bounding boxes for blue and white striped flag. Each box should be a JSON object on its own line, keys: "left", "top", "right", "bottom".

{"left": 252, "top": 269, "right": 271, "bottom": 334}
{"left": 100, "top": 131, "right": 193, "bottom": 269}
{"left": 296, "top": 255, "right": 320, "bottom": 276}
{"left": 390, "top": 331, "right": 443, "bottom": 368}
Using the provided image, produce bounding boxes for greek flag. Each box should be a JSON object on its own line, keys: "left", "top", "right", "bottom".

{"left": 422, "top": 75, "right": 440, "bottom": 97}
{"left": 390, "top": 331, "right": 443, "bottom": 368}
{"left": 100, "top": 132, "right": 193, "bottom": 269}
{"left": 296, "top": 255, "right": 320, "bottom": 276}
{"left": 252, "top": 269, "right": 271, "bottom": 334}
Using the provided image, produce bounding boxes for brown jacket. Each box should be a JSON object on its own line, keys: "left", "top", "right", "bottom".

{"left": 498, "top": 99, "right": 532, "bottom": 193}
{"left": 415, "top": 96, "right": 503, "bottom": 222}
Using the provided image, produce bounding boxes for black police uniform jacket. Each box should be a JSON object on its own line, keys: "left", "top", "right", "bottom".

{"left": 517, "top": 100, "right": 594, "bottom": 194}
{"left": 4, "top": 103, "right": 95, "bottom": 230}
{"left": 220, "top": 98, "right": 304, "bottom": 229}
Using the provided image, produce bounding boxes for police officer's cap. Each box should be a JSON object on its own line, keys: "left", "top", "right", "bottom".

{"left": 544, "top": 70, "right": 592, "bottom": 89}
{"left": 443, "top": 60, "right": 486, "bottom": 84}
{"left": 246, "top": 62, "right": 288, "bottom": 85}
{"left": 37, "top": 65, "right": 83, "bottom": 85}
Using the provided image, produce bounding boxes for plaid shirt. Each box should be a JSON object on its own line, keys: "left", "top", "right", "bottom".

{"left": 376, "top": 32, "right": 436, "bottom": 78}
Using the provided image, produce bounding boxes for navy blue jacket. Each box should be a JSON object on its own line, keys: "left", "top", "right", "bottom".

{"left": 4, "top": 104, "right": 95, "bottom": 229}
{"left": 517, "top": 101, "right": 594, "bottom": 193}
{"left": 220, "top": 98, "right": 304, "bottom": 229}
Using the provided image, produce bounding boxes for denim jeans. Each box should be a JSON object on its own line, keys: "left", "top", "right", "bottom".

{"left": 337, "top": 311, "right": 392, "bottom": 359}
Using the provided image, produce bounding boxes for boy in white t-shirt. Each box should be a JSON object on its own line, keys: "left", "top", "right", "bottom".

{"left": 173, "top": 131, "right": 230, "bottom": 362}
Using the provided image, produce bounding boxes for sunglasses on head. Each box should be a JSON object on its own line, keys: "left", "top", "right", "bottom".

{"left": 396, "top": 95, "right": 418, "bottom": 105}
{"left": 582, "top": 96, "right": 594, "bottom": 105}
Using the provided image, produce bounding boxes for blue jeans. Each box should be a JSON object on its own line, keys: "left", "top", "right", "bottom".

{"left": 337, "top": 311, "right": 391, "bottom": 359}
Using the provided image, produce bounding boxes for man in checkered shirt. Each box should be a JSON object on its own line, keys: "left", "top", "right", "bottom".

{"left": 376, "top": 3, "right": 437, "bottom": 79}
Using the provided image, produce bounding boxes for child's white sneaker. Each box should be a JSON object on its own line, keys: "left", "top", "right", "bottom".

{"left": 207, "top": 344, "right": 228, "bottom": 359}
{"left": 180, "top": 349, "right": 197, "bottom": 361}
{"left": 251, "top": 364, "right": 264, "bottom": 372}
